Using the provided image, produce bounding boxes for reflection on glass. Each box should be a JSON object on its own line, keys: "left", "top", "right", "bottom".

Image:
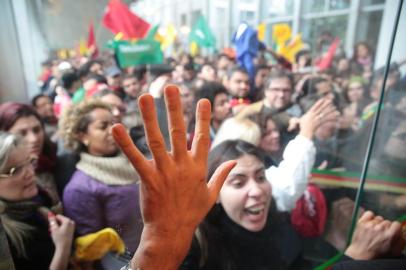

{"left": 329, "top": 0, "right": 350, "bottom": 10}
{"left": 356, "top": 11, "right": 383, "bottom": 47}
{"left": 240, "top": 10, "right": 255, "bottom": 24}
{"left": 302, "top": 0, "right": 326, "bottom": 13}
{"left": 361, "top": 0, "right": 386, "bottom": 6}
{"left": 265, "top": 0, "right": 294, "bottom": 16}
{"left": 301, "top": 15, "right": 348, "bottom": 50}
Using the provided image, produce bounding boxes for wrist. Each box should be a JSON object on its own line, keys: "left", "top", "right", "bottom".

{"left": 345, "top": 245, "right": 374, "bottom": 260}
{"left": 54, "top": 240, "right": 72, "bottom": 254}
{"left": 299, "top": 129, "right": 314, "bottom": 140}
{"left": 132, "top": 225, "right": 195, "bottom": 270}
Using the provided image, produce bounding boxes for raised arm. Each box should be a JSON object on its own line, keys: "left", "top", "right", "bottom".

{"left": 112, "top": 85, "right": 236, "bottom": 270}
{"left": 269, "top": 97, "right": 338, "bottom": 211}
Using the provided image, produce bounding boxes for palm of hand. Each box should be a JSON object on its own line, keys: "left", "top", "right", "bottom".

{"left": 112, "top": 85, "right": 236, "bottom": 237}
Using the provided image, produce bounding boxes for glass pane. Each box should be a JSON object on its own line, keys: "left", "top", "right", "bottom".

{"left": 264, "top": 0, "right": 294, "bottom": 16}
{"left": 301, "top": 15, "right": 348, "bottom": 52}
{"left": 356, "top": 11, "right": 383, "bottom": 48}
{"left": 361, "top": 0, "right": 386, "bottom": 6}
{"left": 302, "top": 0, "right": 327, "bottom": 13}
{"left": 329, "top": 0, "right": 350, "bottom": 10}
{"left": 240, "top": 10, "right": 256, "bottom": 24}
{"left": 363, "top": 0, "right": 406, "bottom": 230}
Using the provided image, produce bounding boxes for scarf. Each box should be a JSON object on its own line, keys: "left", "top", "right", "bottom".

{"left": 0, "top": 189, "right": 61, "bottom": 220}
{"left": 201, "top": 205, "right": 286, "bottom": 270}
{"left": 76, "top": 152, "right": 139, "bottom": 186}
{"left": 0, "top": 222, "right": 15, "bottom": 270}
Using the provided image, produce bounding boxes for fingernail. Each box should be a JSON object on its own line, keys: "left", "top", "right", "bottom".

{"left": 48, "top": 212, "right": 55, "bottom": 219}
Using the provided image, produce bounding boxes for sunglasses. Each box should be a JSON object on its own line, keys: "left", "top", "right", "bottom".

{"left": 0, "top": 157, "right": 38, "bottom": 178}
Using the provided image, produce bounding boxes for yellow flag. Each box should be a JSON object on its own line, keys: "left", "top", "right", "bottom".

{"left": 190, "top": 41, "right": 199, "bottom": 56}
{"left": 114, "top": 32, "right": 124, "bottom": 41}
{"left": 257, "top": 23, "right": 266, "bottom": 42}
{"left": 79, "top": 39, "right": 88, "bottom": 56}
{"left": 278, "top": 34, "right": 304, "bottom": 63}
{"left": 161, "top": 24, "right": 177, "bottom": 50}
{"left": 57, "top": 49, "right": 68, "bottom": 59}
{"left": 273, "top": 23, "right": 292, "bottom": 46}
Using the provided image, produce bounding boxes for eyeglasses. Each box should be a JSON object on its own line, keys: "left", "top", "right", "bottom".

{"left": 268, "top": 87, "right": 291, "bottom": 94}
{"left": 0, "top": 157, "right": 38, "bottom": 178}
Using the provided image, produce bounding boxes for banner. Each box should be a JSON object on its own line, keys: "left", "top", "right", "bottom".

{"left": 112, "top": 39, "right": 163, "bottom": 68}
{"left": 311, "top": 169, "right": 406, "bottom": 194}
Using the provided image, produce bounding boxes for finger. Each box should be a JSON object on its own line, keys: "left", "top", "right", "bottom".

{"left": 191, "top": 99, "right": 211, "bottom": 163}
{"left": 389, "top": 223, "right": 406, "bottom": 256}
{"left": 374, "top": 215, "right": 384, "bottom": 223}
{"left": 317, "top": 160, "right": 328, "bottom": 170}
{"left": 207, "top": 160, "right": 237, "bottom": 204}
{"left": 314, "top": 100, "right": 334, "bottom": 117}
{"left": 322, "top": 109, "right": 340, "bottom": 122}
{"left": 55, "top": 214, "right": 75, "bottom": 228}
{"left": 48, "top": 212, "right": 59, "bottom": 229}
{"left": 164, "top": 85, "right": 187, "bottom": 160}
{"left": 112, "top": 124, "right": 150, "bottom": 180}
{"left": 374, "top": 219, "right": 391, "bottom": 231}
{"left": 358, "top": 210, "right": 375, "bottom": 223}
{"left": 320, "top": 104, "right": 338, "bottom": 116}
{"left": 310, "top": 98, "right": 327, "bottom": 112}
{"left": 138, "top": 94, "right": 170, "bottom": 168}
{"left": 387, "top": 221, "right": 403, "bottom": 239}
{"left": 310, "top": 98, "right": 331, "bottom": 114}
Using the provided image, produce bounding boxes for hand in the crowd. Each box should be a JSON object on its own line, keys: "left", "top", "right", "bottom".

{"left": 48, "top": 213, "right": 75, "bottom": 250}
{"left": 148, "top": 75, "right": 171, "bottom": 98}
{"left": 325, "top": 197, "right": 364, "bottom": 251}
{"left": 112, "top": 85, "right": 236, "bottom": 270}
{"left": 299, "top": 97, "right": 339, "bottom": 139}
{"left": 345, "top": 211, "right": 405, "bottom": 260}
{"left": 317, "top": 160, "right": 329, "bottom": 170}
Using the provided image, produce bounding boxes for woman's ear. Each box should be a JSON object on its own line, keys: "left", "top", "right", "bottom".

{"left": 78, "top": 132, "right": 89, "bottom": 147}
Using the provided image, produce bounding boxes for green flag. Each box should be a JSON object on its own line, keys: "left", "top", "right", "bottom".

{"left": 146, "top": 24, "right": 160, "bottom": 40}
{"left": 189, "top": 15, "right": 216, "bottom": 48}
{"left": 112, "top": 39, "right": 163, "bottom": 68}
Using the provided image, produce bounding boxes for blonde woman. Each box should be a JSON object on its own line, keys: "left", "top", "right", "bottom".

{"left": 211, "top": 117, "right": 261, "bottom": 149}
{"left": 0, "top": 132, "right": 74, "bottom": 270}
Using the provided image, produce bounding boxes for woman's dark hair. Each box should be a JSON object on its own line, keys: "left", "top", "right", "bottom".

{"left": 352, "top": 41, "right": 373, "bottom": 62}
{"left": 86, "top": 73, "right": 108, "bottom": 84}
{"left": 61, "top": 70, "right": 79, "bottom": 89}
{"left": 78, "top": 59, "right": 103, "bottom": 78}
{"left": 0, "top": 102, "right": 56, "bottom": 172}
{"left": 208, "top": 140, "right": 266, "bottom": 179}
{"left": 196, "top": 82, "right": 228, "bottom": 108}
{"left": 0, "top": 102, "right": 43, "bottom": 131}
{"left": 194, "top": 140, "right": 278, "bottom": 269}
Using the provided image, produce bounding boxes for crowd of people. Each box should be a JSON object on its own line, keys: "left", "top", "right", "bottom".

{"left": 0, "top": 37, "right": 405, "bottom": 270}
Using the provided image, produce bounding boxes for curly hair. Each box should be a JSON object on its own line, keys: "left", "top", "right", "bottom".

{"left": 59, "top": 99, "right": 111, "bottom": 153}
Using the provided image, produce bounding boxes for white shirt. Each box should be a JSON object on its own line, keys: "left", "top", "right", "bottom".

{"left": 266, "top": 135, "right": 316, "bottom": 212}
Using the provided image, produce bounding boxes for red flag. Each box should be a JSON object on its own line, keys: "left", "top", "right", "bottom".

{"left": 87, "top": 21, "right": 99, "bottom": 58}
{"left": 102, "top": 0, "right": 150, "bottom": 40}
{"left": 315, "top": 37, "right": 340, "bottom": 70}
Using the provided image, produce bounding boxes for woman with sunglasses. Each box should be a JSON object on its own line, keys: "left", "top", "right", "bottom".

{"left": 0, "top": 102, "right": 61, "bottom": 210}
{"left": 0, "top": 132, "right": 74, "bottom": 270}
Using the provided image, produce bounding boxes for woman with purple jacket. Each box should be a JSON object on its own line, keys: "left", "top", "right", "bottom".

{"left": 60, "top": 99, "right": 143, "bottom": 253}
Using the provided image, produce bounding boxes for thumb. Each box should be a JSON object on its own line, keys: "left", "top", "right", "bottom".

{"left": 317, "top": 160, "right": 328, "bottom": 170}
{"left": 207, "top": 160, "right": 237, "bottom": 204}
